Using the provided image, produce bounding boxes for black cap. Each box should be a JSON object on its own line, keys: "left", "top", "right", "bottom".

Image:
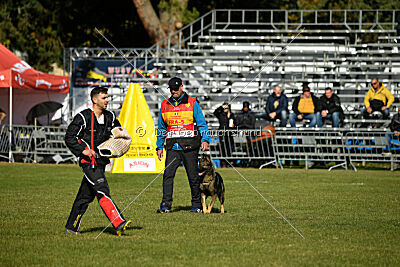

{"left": 168, "top": 77, "right": 183, "bottom": 90}
{"left": 302, "top": 87, "right": 311, "bottom": 92}
{"left": 243, "top": 101, "right": 250, "bottom": 108}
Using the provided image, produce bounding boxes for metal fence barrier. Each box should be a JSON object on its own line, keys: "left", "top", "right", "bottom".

{"left": 0, "top": 125, "right": 76, "bottom": 163}
{"left": 344, "top": 131, "right": 399, "bottom": 171}
{"left": 1, "top": 125, "right": 399, "bottom": 171}
{"left": 208, "top": 129, "right": 277, "bottom": 168}
{"left": 272, "top": 129, "right": 348, "bottom": 170}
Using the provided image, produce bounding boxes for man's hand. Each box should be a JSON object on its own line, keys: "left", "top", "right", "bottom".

{"left": 367, "top": 107, "right": 373, "bottom": 113}
{"left": 82, "top": 149, "right": 96, "bottom": 158}
{"left": 382, "top": 106, "right": 388, "bottom": 111}
{"left": 269, "top": 112, "right": 276, "bottom": 119}
{"left": 297, "top": 114, "right": 303, "bottom": 120}
{"left": 201, "top": 142, "right": 209, "bottom": 151}
{"left": 157, "top": 149, "right": 163, "bottom": 161}
{"left": 321, "top": 110, "right": 328, "bottom": 117}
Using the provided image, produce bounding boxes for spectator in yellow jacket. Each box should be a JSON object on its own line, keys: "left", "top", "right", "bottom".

{"left": 362, "top": 78, "right": 394, "bottom": 120}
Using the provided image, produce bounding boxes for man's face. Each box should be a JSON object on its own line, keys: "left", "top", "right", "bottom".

{"left": 371, "top": 79, "right": 379, "bottom": 90}
{"left": 243, "top": 106, "right": 249, "bottom": 112}
{"left": 222, "top": 104, "right": 229, "bottom": 113}
{"left": 303, "top": 91, "right": 311, "bottom": 98}
{"left": 93, "top": 92, "right": 109, "bottom": 110}
{"left": 170, "top": 85, "right": 183, "bottom": 99}
{"left": 325, "top": 89, "right": 333, "bottom": 98}
{"left": 273, "top": 86, "right": 281, "bottom": 96}
{"left": 398, "top": 106, "right": 400, "bottom": 114}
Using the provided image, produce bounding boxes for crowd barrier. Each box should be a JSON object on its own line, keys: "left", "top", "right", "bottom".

{"left": 272, "top": 129, "right": 348, "bottom": 170}
{"left": 208, "top": 129, "right": 277, "bottom": 168}
{"left": 0, "top": 125, "right": 75, "bottom": 163}
{"left": 0, "top": 125, "right": 398, "bottom": 170}
{"left": 344, "top": 131, "right": 399, "bottom": 171}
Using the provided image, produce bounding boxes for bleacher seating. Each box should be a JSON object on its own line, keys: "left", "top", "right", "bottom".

{"left": 83, "top": 9, "right": 400, "bottom": 130}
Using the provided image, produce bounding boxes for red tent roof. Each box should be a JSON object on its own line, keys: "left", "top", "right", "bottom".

{"left": 0, "top": 43, "right": 69, "bottom": 93}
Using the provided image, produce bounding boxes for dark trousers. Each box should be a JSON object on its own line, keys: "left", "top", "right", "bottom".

{"left": 162, "top": 149, "right": 201, "bottom": 209}
{"left": 65, "top": 164, "right": 126, "bottom": 231}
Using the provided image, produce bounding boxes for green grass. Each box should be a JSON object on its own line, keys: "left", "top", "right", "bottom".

{"left": 0, "top": 163, "right": 399, "bottom": 266}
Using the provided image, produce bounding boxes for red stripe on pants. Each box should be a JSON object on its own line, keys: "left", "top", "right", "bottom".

{"left": 98, "top": 196, "right": 124, "bottom": 228}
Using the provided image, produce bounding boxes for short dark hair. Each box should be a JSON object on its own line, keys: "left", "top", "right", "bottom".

{"left": 325, "top": 87, "right": 332, "bottom": 91}
{"left": 90, "top": 87, "right": 108, "bottom": 103}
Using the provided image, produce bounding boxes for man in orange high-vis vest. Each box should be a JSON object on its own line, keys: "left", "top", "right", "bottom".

{"left": 156, "top": 77, "right": 211, "bottom": 213}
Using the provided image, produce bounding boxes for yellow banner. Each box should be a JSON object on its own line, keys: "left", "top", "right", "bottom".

{"left": 109, "top": 83, "right": 165, "bottom": 173}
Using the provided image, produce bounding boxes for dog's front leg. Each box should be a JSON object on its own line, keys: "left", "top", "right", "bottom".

{"left": 207, "top": 194, "right": 217, "bottom": 213}
{"left": 201, "top": 193, "right": 208, "bottom": 213}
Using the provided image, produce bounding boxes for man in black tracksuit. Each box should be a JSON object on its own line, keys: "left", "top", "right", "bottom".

{"left": 64, "top": 87, "right": 131, "bottom": 236}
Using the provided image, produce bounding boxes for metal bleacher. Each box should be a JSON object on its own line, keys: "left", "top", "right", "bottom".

{"left": 131, "top": 9, "right": 399, "bottom": 129}
{"left": 66, "top": 9, "right": 399, "bottom": 130}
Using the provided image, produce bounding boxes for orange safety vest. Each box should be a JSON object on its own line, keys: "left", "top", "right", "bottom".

{"left": 160, "top": 94, "right": 201, "bottom": 150}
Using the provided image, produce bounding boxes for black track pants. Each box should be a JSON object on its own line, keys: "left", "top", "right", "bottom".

{"left": 65, "top": 164, "right": 126, "bottom": 231}
{"left": 162, "top": 149, "right": 201, "bottom": 209}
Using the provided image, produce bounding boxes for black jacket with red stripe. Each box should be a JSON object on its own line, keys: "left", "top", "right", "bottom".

{"left": 64, "top": 108, "right": 121, "bottom": 165}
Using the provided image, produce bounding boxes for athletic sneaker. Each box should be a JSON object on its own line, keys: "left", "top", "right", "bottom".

{"left": 116, "top": 220, "right": 132, "bottom": 236}
{"left": 157, "top": 202, "right": 171, "bottom": 213}
{"left": 64, "top": 228, "right": 81, "bottom": 235}
{"left": 189, "top": 207, "right": 202, "bottom": 213}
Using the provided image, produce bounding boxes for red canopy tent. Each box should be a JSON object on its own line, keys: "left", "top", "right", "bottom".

{"left": 0, "top": 42, "right": 70, "bottom": 123}
{"left": 0, "top": 42, "right": 70, "bottom": 161}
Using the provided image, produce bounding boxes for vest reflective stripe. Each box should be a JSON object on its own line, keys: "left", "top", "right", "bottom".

{"left": 161, "top": 96, "right": 196, "bottom": 139}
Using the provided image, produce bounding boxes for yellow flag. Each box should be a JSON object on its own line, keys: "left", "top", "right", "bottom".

{"left": 109, "top": 83, "right": 165, "bottom": 173}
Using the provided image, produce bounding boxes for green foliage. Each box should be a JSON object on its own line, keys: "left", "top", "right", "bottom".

{"left": 0, "top": 0, "right": 63, "bottom": 72}
{"left": 158, "top": 0, "right": 199, "bottom": 25}
{"left": 0, "top": 163, "right": 399, "bottom": 265}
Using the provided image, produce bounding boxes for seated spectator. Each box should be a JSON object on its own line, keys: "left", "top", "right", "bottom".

{"left": 385, "top": 106, "right": 400, "bottom": 154}
{"left": 236, "top": 101, "right": 256, "bottom": 129}
{"left": 318, "top": 87, "right": 344, "bottom": 128}
{"left": 289, "top": 87, "right": 321, "bottom": 128}
{"left": 362, "top": 78, "right": 394, "bottom": 120}
{"left": 390, "top": 106, "right": 400, "bottom": 134}
{"left": 261, "top": 85, "right": 289, "bottom": 127}
{"left": 0, "top": 108, "right": 6, "bottom": 124}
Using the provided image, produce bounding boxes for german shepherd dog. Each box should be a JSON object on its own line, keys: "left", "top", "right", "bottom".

{"left": 198, "top": 155, "right": 225, "bottom": 213}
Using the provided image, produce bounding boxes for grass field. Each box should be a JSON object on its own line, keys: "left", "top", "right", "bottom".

{"left": 0, "top": 163, "right": 399, "bottom": 266}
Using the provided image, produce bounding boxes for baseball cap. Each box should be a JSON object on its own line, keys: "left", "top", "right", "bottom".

{"left": 243, "top": 101, "right": 250, "bottom": 108}
{"left": 168, "top": 77, "right": 183, "bottom": 90}
{"left": 302, "top": 87, "right": 311, "bottom": 92}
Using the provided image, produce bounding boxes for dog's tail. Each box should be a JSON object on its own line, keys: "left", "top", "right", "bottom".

{"left": 215, "top": 172, "right": 225, "bottom": 204}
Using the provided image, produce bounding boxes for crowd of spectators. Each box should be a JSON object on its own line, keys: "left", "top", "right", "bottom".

{"left": 215, "top": 77, "right": 396, "bottom": 130}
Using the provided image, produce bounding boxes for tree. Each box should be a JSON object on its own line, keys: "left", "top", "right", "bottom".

{"left": 0, "top": 0, "right": 63, "bottom": 72}
{"left": 132, "top": 0, "right": 199, "bottom": 46}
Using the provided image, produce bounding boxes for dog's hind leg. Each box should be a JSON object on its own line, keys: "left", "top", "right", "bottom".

{"left": 218, "top": 192, "right": 225, "bottom": 214}
{"left": 201, "top": 193, "right": 208, "bottom": 213}
{"left": 207, "top": 194, "right": 217, "bottom": 213}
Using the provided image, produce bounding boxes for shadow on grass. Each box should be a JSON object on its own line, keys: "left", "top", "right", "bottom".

{"left": 81, "top": 225, "right": 143, "bottom": 235}
{"left": 173, "top": 205, "right": 226, "bottom": 214}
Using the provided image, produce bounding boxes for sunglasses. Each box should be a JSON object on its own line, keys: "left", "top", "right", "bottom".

{"left": 371, "top": 82, "right": 378, "bottom": 86}
{"left": 169, "top": 87, "right": 180, "bottom": 92}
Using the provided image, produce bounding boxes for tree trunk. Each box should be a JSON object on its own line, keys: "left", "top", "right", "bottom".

{"left": 159, "top": 0, "right": 189, "bottom": 46}
{"left": 132, "top": 0, "right": 166, "bottom": 44}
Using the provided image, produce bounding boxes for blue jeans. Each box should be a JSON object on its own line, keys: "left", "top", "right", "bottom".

{"left": 362, "top": 108, "right": 390, "bottom": 119}
{"left": 289, "top": 113, "right": 317, "bottom": 128}
{"left": 317, "top": 111, "right": 340, "bottom": 127}
{"left": 257, "top": 110, "right": 288, "bottom": 127}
